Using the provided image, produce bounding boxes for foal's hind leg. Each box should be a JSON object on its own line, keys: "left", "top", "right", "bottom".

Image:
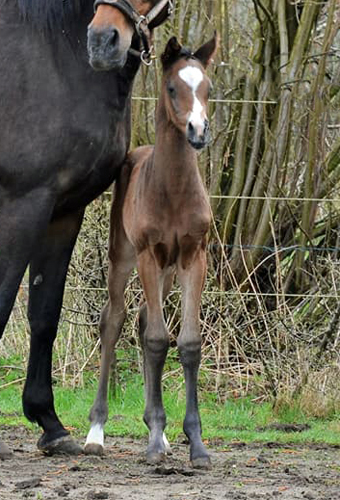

{"left": 177, "top": 246, "right": 211, "bottom": 469}
{"left": 137, "top": 251, "right": 171, "bottom": 464}
{"left": 85, "top": 233, "right": 135, "bottom": 455}
{"left": 23, "top": 209, "right": 84, "bottom": 455}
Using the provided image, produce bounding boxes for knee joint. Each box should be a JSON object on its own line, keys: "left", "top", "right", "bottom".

{"left": 28, "top": 318, "right": 58, "bottom": 342}
{"left": 144, "top": 335, "right": 169, "bottom": 355}
{"left": 177, "top": 339, "right": 201, "bottom": 366}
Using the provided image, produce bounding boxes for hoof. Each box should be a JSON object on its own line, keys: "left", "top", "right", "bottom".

{"left": 146, "top": 451, "right": 166, "bottom": 465}
{"left": 38, "top": 434, "right": 83, "bottom": 456}
{"left": 0, "top": 440, "right": 13, "bottom": 460}
{"left": 191, "top": 455, "right": 212, "bottom": 470}
{"left": 84, "top": 443, "right": 104, "bottom": 456}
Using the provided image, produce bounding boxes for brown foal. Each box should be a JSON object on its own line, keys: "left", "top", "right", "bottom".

{"left": 85, "top": 34, "right": 217, "bottom": 469}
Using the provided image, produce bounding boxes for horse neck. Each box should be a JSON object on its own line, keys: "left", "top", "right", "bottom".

{"left": 152, "top": 97, "right": 198, "bottom": 192}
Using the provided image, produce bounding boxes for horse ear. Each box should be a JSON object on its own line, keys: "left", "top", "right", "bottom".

{"left": 193, "top": 31, "right": 219, "bottom": 68}
{"left": 161, "top": 37, "right": 182, "bottom": 70}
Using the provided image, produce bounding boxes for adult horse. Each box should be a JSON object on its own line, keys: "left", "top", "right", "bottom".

{"left": 0, "top": 0, "right": 172, "bottom": 459}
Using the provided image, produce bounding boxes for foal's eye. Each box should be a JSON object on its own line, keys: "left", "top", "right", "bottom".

{"left": 167, "top": 85, "right": 176, "bottom": 98}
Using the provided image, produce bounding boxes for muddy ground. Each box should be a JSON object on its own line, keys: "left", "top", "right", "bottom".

{"left": 0, "top": 426, "right": 339, "bottom": 500}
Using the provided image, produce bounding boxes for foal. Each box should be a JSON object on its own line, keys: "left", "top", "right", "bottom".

{"left": 85, "top": 34, "right": 217, "bottom": 469}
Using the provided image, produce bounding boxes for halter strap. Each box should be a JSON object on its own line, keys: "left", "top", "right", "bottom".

{"left": 93, "top": 0, "right": 174, "bottom": 64}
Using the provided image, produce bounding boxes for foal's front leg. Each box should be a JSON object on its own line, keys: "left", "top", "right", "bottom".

{"left": 138, "top": 270, "right": 174, "bottom": 457}
{"left": 137, "top": 250, "right": 170, "bottom": 464}
{"left": 177, "top": 246, "right": 211, "bottom": 469}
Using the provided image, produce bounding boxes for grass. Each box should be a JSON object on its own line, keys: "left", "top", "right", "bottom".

{"left": 1, "top": 366, "right": 340, "bottom": 446}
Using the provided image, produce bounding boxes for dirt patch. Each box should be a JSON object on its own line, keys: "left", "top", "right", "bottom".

{"left": 0, "top": 426, "right": 339, "bottom": 500}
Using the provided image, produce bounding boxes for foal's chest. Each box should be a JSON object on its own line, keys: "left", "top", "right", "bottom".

{"left": 131, "top": 189, "right": 210, "bottom": 265}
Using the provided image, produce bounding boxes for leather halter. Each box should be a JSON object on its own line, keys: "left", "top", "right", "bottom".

{"left": 93, "top": 0, "right": 174, "bottom": 64}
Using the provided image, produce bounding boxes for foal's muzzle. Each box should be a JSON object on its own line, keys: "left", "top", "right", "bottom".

{"left": 187, "top": 119, "right": 211, "bottom": 150}
{"left": 87, "top": 26, "right": 127, "bottom": 71}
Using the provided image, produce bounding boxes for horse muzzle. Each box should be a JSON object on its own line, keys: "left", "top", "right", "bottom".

{"left": 186, "top": 119, "right": 211, "bottom": 150}
{"left": 87, "top": 26, "right": 128, "bottom": 71}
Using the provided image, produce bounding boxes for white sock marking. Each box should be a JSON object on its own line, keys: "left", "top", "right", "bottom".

{"left": 163, "top": 432, "right": 171, "bottom": 453}
{"left": 85, "top": 423, "right": 104, "bottom": 447}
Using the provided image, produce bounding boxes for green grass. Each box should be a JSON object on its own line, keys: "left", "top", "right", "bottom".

{"left": 1, "top": 371, "right": 340, "bottom": 445}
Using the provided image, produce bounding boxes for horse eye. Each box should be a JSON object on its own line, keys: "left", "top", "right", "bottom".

{"left": 167, "top": 85, "right": 176, "bottom": 97}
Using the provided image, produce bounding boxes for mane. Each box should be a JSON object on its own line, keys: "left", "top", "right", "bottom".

{"left": 161, "top": 41, "right": 199, "bottom": 72}
{"left": 179, "top": 47, "right": 194, "bottom": 59}
{"left": 172, "top": 47, "right": 196, "bottom": 66}
{"left": 15, "top": 0, "right": 90, "bottom": 31}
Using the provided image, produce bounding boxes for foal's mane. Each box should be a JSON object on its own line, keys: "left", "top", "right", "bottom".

{"left": 178, "top": 47, "right": 194, "bottom": 60}
{"left": 161, "top": 44, "right": 199, "bottom": 72}
{"left": 11, "top": 0, "right": 90, "bottom": 31}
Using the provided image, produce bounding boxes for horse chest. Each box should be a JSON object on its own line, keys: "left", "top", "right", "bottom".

{"left": 131, "top": 206, "right": 210, "bottom": 268}
{"left": 150, "top": 190, "right": 210, "bottom": 236}
{"left": 127, "top": 176, "right": 209, "bottom": 246}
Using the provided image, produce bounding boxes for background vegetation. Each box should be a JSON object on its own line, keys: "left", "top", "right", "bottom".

{"left": 1, "top": 0, "right": 340, "bottom": 427}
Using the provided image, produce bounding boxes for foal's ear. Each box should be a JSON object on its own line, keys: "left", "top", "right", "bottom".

{"left": 161, "top": 37, "right": 182, "bottom": 70}
{"left": 193, "top": 32, "right": 219, "bottom": 68}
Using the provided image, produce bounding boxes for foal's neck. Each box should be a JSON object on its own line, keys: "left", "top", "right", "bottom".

{"left": 152, "top": 98, "right": 198, "bottom": 190}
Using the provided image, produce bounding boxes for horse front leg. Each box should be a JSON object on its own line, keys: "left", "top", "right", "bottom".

{"left": 137, "top": 250, "right": 170, "bottom": 465}
{"left": 138, "top": 268, "right": 174, "bottom": 457}
{"left": 23, "top": 209, "right": 84, "bottom": 455}
{"left": 0, "top": 188, "right": 55, "bottom": 459}
{"left": 177, "top": 246, "right": 211, "bottom": 469}
{"left": 85, "top": 237, "right": 135, "bottom": 455}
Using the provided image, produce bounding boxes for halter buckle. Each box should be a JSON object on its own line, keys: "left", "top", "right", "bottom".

{"left": 141, "top": 46, "right": 155, "bottom": 66}
{"left": 168, "top": 0, "right": 174, "bottom": 15}
{"left": 136, "top": 15, "right": 148, "bottom": 36}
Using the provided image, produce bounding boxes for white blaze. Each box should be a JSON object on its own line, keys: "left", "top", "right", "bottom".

{"left": 178, "top": 66, "right": 205, "bottom": 128}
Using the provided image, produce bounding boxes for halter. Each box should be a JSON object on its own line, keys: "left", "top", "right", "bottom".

{"left": 93, "top": 0, "right": 174, "bottom": 65}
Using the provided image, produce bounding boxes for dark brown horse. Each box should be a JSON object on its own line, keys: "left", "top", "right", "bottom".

{"left": 0, "top": 0, "right": 171, "bottom": 459}
{"left": 85, "top": 34, "right": 217, "bottom": 468}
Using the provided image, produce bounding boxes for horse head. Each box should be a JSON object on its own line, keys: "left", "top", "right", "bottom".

{"left": 88, "top": 0, "right": 173, "bottom": 70}
{"left": 160, "top": 33, "right": 218, "bottom": 150}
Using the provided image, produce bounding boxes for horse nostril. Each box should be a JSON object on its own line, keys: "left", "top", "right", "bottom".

{"left": 188, "top": 121, "right": 194, "bottom": 134}
{"left": 204, "top": 120, "right": 210, "bottom": 133}
{"left": 109, "top": 28, "right": 118, "bottom": 47}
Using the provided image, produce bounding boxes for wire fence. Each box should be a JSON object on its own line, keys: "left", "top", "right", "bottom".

{"left": 102, "top": 190, "right": 340, "bottom": 204}
{"left": 132, "top": 96, "right": 279, "bottom": 104}
{"left": 15, "top": 284, "right": 340, "bottom": 300}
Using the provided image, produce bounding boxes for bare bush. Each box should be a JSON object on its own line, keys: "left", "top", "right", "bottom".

{"left": 2, "top": 1, "right": 340, "bottom": 417}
